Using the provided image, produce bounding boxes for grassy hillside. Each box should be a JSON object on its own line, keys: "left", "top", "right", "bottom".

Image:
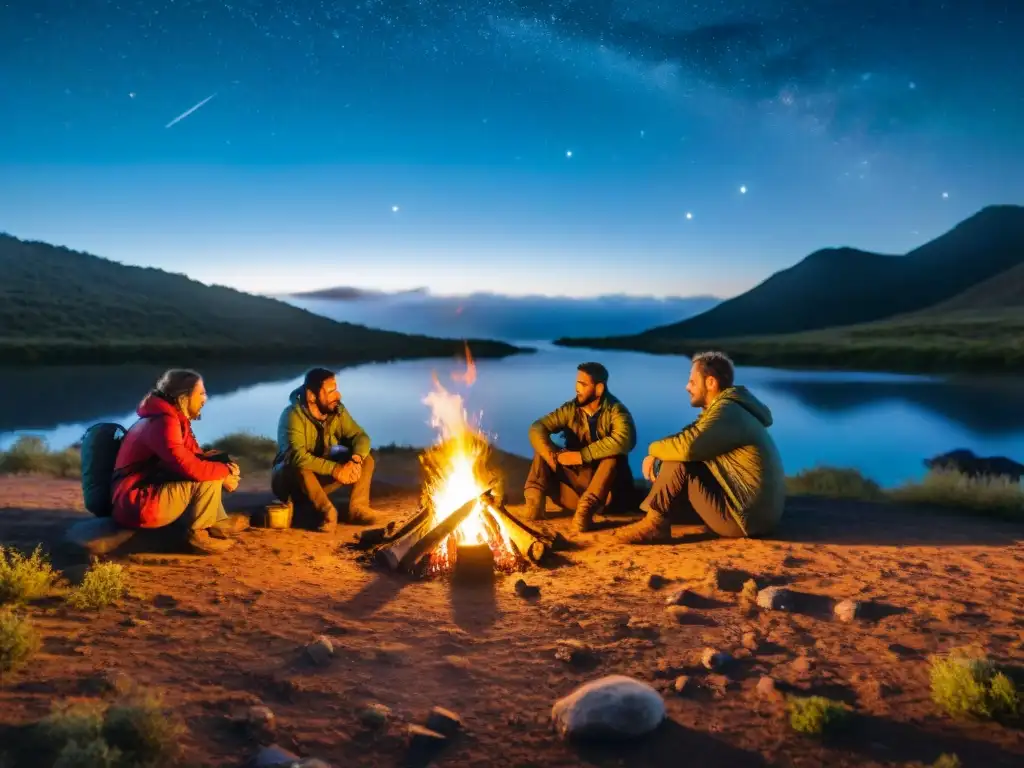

{"left": 0, "top": 234, "right": 522, "bottom": 365}
{"left": 559, "top": 307, "right": 1024, "bottom": 373}
{"left": 600, "top": 205, "right": 1024, "bottom": 341}
{"left": 917, "top": 261, "right": 1024, "bottom": 314}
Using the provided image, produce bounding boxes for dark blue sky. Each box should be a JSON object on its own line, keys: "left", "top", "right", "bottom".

{"left": 2, "top": 1, "right": 1022, "bottom": 297}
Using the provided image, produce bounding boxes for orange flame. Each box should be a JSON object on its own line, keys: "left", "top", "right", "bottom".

{"left": 450, "top": 341, "right": 476, "bottom": 386}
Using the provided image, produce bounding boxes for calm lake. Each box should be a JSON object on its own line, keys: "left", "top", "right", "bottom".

{"left": 3, "top": 343, "right": 1024, "bottom": 488}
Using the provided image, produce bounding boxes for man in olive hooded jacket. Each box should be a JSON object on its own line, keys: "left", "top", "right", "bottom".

{"left": 271, "top": 368, "right": 379, "bottom": 532}
{"left": 525, "top": 362, "right": 637, "bottom": 532}
{"left": 617, "top": 351, "right": 785, "bottom": 545}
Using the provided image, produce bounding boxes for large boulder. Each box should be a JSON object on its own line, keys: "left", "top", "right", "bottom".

{"left": 62, "top": 518, "right": 138, "bottom": 557}
{"left": 551, "top": 675, "right": 665, "bottom": 740}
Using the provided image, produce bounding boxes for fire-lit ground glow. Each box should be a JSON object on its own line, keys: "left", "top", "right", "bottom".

{"left": 420, "top": 346, "right": 521, "bottom": 576}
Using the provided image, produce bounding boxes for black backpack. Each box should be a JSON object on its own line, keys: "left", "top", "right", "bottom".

{"left": 80, "top": 422, "right": 127, "bottom": 516}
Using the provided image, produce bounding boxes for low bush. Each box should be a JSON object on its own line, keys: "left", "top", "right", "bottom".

{"left": 203, "top": 432, "right": 278, "bottom": 472}
{"left": 0, "top": 545, "right": 58, "bottom": 604}
{"left": 785, "top": 466, "right": 885, "bottom": 501}
{"left": 929, "top": 648, "right": 1020, "bottom": 720}
{"left": 787, "top": 695, "right": 851, "bottom": 736}
{"left": 0, "top": 436, "right": 80, "bottom": 478}
{"left": 67, "top": 563, "right": 127, "bottom": 611}
{"left": 0, "top": 608, "right": 40, "bottom": 675}
{"left": 892, "top": 469, "right": 1024, "bottom": 521}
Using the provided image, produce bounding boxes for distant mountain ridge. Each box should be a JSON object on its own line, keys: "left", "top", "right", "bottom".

{"left": 557, "top": 205, "right": 1024, "bottom": 347}
{"left": 0, "top": 234, "right": 521, "bottom": 365}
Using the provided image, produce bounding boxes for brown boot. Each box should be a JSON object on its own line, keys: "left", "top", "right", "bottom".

{"left": 522, "top": 489, "right": 546, "bottom": 521}
{"left": 344, "top": 455, "right": 381, "bottom": 526}
{"left": 318, "top": 506, "right": 338, "bottom": 534}
{"left": 615, "top": 507, "right": 671, "bottom": 544}
{"left": 209, "top": 513, "right": 251, "bottom": 539}
{"left": 572, "top": 493, "right": 603, "bottom": 533}
{"left": 187, "top": 528, "right": 237, "bottom": 554}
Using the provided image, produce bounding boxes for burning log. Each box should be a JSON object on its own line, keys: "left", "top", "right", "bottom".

{"left": 378, "top": 492, "right": 488, "bottom": 572}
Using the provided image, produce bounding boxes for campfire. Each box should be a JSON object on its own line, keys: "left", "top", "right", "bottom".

{"left": 362, "top": 345, "right": 563, "bottom": 580}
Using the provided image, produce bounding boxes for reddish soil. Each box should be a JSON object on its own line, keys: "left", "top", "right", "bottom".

{"left": 1, "top": 452, "right": 1023, "bottom": 768}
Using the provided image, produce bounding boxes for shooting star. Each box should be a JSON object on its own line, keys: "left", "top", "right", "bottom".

{"left": 165, "top": 92, "right": 217, "bottom": 128}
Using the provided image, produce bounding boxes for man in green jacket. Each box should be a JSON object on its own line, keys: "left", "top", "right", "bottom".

{"left": 271, "top": 368, "right": 380, "bottom": 533}
{"left": 525, "top": 362, "right": 637, "bottom": 533}
{"left": 617, "top": 351, "right": 785, "bottom": 545}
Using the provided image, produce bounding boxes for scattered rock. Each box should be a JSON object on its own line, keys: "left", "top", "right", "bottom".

{"left": 673, "top": 675, "right": 691, "bottom": 695}
{"left": 756, "top": 586, "right": 793, "bottom": 611}
{"left": 834, "top": 599, "right": 861, "bottom": 623}
{"left": 654, "top": 659, "right": 682, "bottom": 679}
{"left": 701, "top": 648, "right": 732, "bottom": 671}
{"left": 626, "top": 617, "right": 658, "bottom": 637}
{"left": 246, "top": 705, "right": 276, "bottom": 738}
{"left": 514, "top": 578, "right": 540, "bottom": 598}
{"left": 741, "top": 632, "right": 760, "bottom": 651}
{"left": 425, "top": 706, "right": 463, "bottom": 738}
{"left": 306, "top": 635, "right": 334, "bottom": 666}
{"left": 358, "top": 703, "right": 391, "bottom": 729}
{"left": 248, "top": 744, "right": 299, "bottom": 767}
{"left": 551, "top": 675, "right": 666, "bottom": 740}
{"left": 647, "top": 574, "right": 669, "bottom": 590}
{"left": 791, "top": 656, "right": 813, "bottom": 675}
{"left": 555, "top": 639, "right": 598, "bottom": 666}
{"left": 664, "top": 587, "right": 691, "bottom": 606}
{"left": 756, "top": 676, "right": 783, "bottom": 702}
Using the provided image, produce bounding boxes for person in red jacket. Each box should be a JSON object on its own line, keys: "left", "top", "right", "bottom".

{"left": 111, "top": 368, "right": 248, "bottom": 554}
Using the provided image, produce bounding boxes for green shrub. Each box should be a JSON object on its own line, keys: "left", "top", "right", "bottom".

{"left": 53, "top": 738, "right": 121, "bottom": 768}
{"left": 0, "top": 435, "right": 81, "bottom": 478}
{"left": 102, "top": 690, "right": 183, "bottom": 766}
{"left": 203, "top": 431, "right": 278, "bottom": 472}
{"left": 929, "top": 648, "right": 1020, "bottom": 719}
{"left": 787, "top": 695, "right": 851, "bottom": 736}
{"left": 0, "top": 545, "right": 58, "bottom": 604}
{"left": 35, "top": 702, "right": 107, "bottom": 761}
{"left": 0, "top": 609, "right": 40, "bottom": 674}
{"left": 67, "top": 563, "right": 127, "bottom": 611}
{"left": 891, "top": 469, "right": 1024, "bottom": 521}
{"left": 785, "top": 466, "right": 885, "bottom": 501}
{"left": 932, "top": 754, "right": 961, "bottom": 768}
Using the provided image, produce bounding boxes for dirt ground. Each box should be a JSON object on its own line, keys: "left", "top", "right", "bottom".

{"left": 1, "top": 451, "right": 1023, "bottom": 768}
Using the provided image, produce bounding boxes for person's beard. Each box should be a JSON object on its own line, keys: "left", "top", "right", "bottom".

{"left": 576, "top": 392, "right": 597, "bottom": 407}
{"left": 320, "top": 397, "right": 341, "bottom": 414}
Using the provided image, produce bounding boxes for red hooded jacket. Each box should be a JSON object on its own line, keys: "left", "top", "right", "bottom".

{"left": 111, "top": 392, "right": 231, "bottom": 528}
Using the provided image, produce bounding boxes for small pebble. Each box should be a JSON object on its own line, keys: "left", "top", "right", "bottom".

{"left": 701, "top": 648, "right": 731, "bottom": 671}
{"left": 306, "top": 635, "right": 334, "bottom": 666}
{"left": 514, "top": 579, "right": 540, "bottom": 598}
{"left": 756, "top": 675, "right": 782, "bottom": 701}
{"left": 741, "top": 631, "right": 759, "bottom": 651}
{"left": 647, "top": 574, "right": 669, "bottom": 590}
{"left": 358, "top": 703, "right": 391, "bottom": 729}
{"left": 834, "top": 599, "right": 861, "bottom": 623}
{"left": 673, "top": 675, "right": 691, "bottom": 694}
{"left": 756, "top": 586, "right": 792, "bottom": 611}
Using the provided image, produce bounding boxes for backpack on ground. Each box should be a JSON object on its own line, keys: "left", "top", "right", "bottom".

{"left": 80, "top": 422, "right": 127, "bottom": 517}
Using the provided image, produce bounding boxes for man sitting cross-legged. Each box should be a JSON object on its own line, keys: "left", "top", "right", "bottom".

{"left": 271, "top": 368, "right": 381, "bottom": 533}
{"left": 524, "top": 362, "right": 637, "bottom": 532}
{"left": 616, "top": 351, "right": 785, "bottom": 545}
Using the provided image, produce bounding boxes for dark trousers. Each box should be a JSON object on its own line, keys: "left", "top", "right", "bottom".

{"left": 271, "top": 452, "right": 375, "bottom": 525}
{"left": 525, "top": 452, "right": 634, "bottom": 511}
{"left": 642, "top": 460, "right": 745, "bottom": 538}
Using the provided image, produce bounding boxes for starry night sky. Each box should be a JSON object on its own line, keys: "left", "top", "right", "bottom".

{"left": 2, "top": 1, "right": 1023, "bottom": 298}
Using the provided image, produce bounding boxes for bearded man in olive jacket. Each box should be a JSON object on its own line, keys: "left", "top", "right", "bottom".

{"left": 524, "top": 362, "right": 637, "bottom": 532}
{"left": 617, "top": 351, "right": 785, "bottom": 545}
{"left": 271, "top": 368, "right": 380, "bottom": 533}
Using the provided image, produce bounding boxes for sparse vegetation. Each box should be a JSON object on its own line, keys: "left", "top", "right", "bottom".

{"left": 785, "top": 466, "right": 885, "bottom": 501}
{"left": 0, "top": 545, "right": 58, "bottom": 604}
{"left": 929, "top": 648, "right": 1020, "bottom": 720}
{"left": 931, "top": 756, "right": 961, "bottom": 768}
{"left": 203, "top": 432, "right": 278, "bottom": 472}
{"left": 738, "top": 578, "right": 759, "bottom": 613}
{"left": 67, "top": 563, "right": 127, "bottom": 611}
{"left": 0, "top": 609, "right": 40, "bottom": 675}
{"left": 32, "top": 689, "right": 183, "bottom": 768}
{"left": 787, "top": 695, "right": 852, "bottom": 736}
{"left": 0, "top": 436, "right": 80, "bottom": 478}
{"left": 787, "top": 466, "right": 1024, "bottom": 520}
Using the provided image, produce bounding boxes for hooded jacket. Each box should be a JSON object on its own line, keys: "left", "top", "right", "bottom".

{"left": 274, "top": 386, "right": 371, "bottom": 476}
{"left": 648, "top": 386, "right": 785, "bottom": 536}
{"left": 528, "top": 391, "right": 637, "bottom": 463}
{"left": 111, "top": 392, "right": 231, "bottom": 528}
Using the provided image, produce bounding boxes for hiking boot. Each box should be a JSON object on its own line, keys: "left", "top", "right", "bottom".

{"left": 209, "top": 513, "right": 251, "bottom": 539}
{"left": 615, "top": 508, "right": 671, "bottom": 544}
{"left": 522, "top": 489, "right": 546, "bottom": 521}
{"left": 187, "top": 528, "right": 237, "bottom": 554}
{"left": 317, "top": 506, "right": 338, "bottom": 534}
{"left": 344, "top": 505, "right": 381, "bottom": 526}
{"left": 572, "top": 492, "right": 603, "bottom": 533}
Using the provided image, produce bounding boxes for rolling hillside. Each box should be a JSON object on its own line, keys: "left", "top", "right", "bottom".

{"left": 565, "top": 205, "right": 1024, "bottom": 344}
{"left": 916, "top": 260, "right": 1024, "bottom": 314}
{"left": 0, "top": 234, "right": 521, "bottom": 365}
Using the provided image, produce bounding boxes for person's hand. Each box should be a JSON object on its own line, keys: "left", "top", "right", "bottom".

{"left": 223, "top": 474, "right": 240, "bottom": 493}
{"left": 557, "top": 450, "right": 583, "bottom": 467}
{"left": 332, "top": 461, "right": 361, "bottom": 484}
{"left": 642, "top": 455, "right": 658, "bottom": 483}
{"left": 226, "top": 462, "right": 241, "bottom": 477}
{"left": 542, "top": 449, "right": 558, "bottom": 471}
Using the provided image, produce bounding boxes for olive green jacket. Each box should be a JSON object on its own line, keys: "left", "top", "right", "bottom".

{"left": 529, "top": 392, "right": 637, "bottom": 463}
{"left": 273, "top": 386, "right": 371, "bottom": 476}
{"left": 648, "top": 386, "right": 785, "bottom": 536}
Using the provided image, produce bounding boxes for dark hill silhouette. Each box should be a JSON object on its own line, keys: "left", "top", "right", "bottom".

{"left": 0, "top": 234, "right": 520, "bottom": 365}
{"left": 572, "top": 205, "right": 1024, "bottom": 342}
{"left": 916, "top": 261, "right": 1024, "bottom": 314}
